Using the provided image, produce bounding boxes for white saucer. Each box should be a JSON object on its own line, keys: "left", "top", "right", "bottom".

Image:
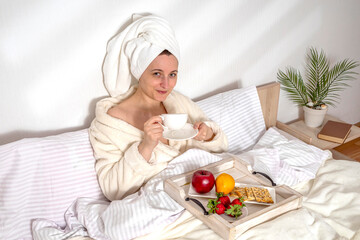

{"left": 163, "top": 123, "right": 198, "bottom": 141}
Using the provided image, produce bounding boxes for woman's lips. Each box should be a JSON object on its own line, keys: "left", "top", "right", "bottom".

{"left": 157, "top": 90, "right": 167, "bottom": 94}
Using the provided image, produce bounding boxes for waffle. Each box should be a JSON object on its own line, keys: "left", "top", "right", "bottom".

{"left": 230, "top": 187, "right": 248, "bottom": 201}
{"left": 245, "top": 187, "right": 255, "bottom": 201}
{"left": 251, "top": 187, "right": 274, "bottom": 203}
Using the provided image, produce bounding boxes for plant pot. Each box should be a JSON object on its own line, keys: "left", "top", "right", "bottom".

{"left": 303, "top": 106, "right": 327, "bottom": 128}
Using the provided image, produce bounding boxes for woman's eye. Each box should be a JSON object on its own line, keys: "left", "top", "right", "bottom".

{"left": 170, "top": 73, "right": 177, "bottom": 78}
{"left": 153, "top": 72, "right": 161, "bottom": 77}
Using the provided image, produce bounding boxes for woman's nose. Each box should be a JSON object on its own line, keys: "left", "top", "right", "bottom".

{"left": 160, "top": 77, "right": 169, "bottom": 88}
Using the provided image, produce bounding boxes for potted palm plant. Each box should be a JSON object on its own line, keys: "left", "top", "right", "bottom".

{"left": 277, "top": 47, "right": 359, "bottom": 128}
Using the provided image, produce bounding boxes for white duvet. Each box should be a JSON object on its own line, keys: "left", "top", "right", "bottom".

{"left": 31, "top": 128, "right": 360, "bottom": 240}
{"left": 138, "top": 158, "right": 360, "bottom": 240}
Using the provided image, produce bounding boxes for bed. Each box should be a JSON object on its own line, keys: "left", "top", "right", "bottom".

{"left": 1, "top": 82, "right": 359, "bottom": 240}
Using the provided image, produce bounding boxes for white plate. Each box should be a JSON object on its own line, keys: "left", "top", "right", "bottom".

{"left": 188, "top": 182, "right": 276, "bottom": 205}
{"left": 235, "top": 183, "right": 276, "bottom": 205}
{"left": 188, "top": 182, "right": 216, "bottom": 198}
{"left": 163, "top": 123, "right": 198, "bottom": 141}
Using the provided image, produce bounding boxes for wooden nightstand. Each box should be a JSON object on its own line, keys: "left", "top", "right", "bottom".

{"left": 284, "top": 115, "right": 360, "bottom": 150}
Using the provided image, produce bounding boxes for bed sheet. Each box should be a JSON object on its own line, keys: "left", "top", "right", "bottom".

{"left": 0, "top": 130, "right": 107, "bottom": 240}
{"left": 136, "top": 157, "right": 360, "bottom": 240}
{"left": 61, "top": 153, "right": 360, "bottom": 240}
{"left": 32, "top": 128, "right": 360, "bottom": 240}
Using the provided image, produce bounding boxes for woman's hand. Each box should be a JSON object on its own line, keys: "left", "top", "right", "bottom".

{"left": 193, "top": 122, "right": 215, "bottom": 142}
{"left": 138, "top": 116, "right": 164, "bottom": 161}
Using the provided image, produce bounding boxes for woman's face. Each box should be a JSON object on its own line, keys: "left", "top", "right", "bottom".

{"left": 138, "top": 53, "right": 178, "bottom": 102}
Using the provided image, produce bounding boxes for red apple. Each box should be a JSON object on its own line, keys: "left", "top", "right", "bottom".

{"left": 192, "top": 170, "right": 215, "bottom": 193}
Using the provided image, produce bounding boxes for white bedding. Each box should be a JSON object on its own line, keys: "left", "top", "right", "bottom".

{"left": 1, "top": 85, "right": 266, "bottom": 240}
{"left": 238, "top": 127, "right": 330, "bottom": 186}
{"left": 30, "top": 128, "right": 360, "bottom": 240}
{"left": 0, "top": 130, "right": 107, "bottom": 240}
{"left": 1, "top": 84, "right": 360, "bottom": 240}
{"left": 31, "top": 149, "right": 223, "bottom": 240}
{"left": 138, "top": 156, "right": 360, "bottom": 240}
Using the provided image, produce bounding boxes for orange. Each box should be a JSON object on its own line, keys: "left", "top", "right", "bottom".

{"left": 215, "top": 173, "right": 235, "bottom": 195}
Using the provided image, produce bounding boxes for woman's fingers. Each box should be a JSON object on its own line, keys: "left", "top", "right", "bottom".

{"left": 143, "top": 116, "right": 165, "bottom": 146}
{"left": 145, "top": 124, "right": 163, "bottom": 137}
{"left": 145, "top": 115, "right": 163, "bottom": 126}
{"left": 193, "top": 122, "right": 201, "bottom": 129}
{"left": 193, "top": 122, "right": 205, "bottom": 141}
{"left": 144, "top": 116, "right": 165, "bottom": 132}
{"left": 193, "top": 122, "right": 214, "bottom": 142}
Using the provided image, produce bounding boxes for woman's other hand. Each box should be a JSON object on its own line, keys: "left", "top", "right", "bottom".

{"left": 138, "top": 116, "right": 164, "bottom": 161}
{"left": 193, "top": 122, "right": 215, "bottom": 142}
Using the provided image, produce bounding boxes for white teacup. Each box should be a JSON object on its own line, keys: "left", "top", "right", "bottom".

{"left": 160, "top": 113, "right": 188, "bottom": 130}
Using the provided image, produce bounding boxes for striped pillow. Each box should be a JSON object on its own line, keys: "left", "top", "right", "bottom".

{"left": 0, "top": 129, "right": 107, "bottom": 240}
{"left": 196, "top": 86, "right": 266, "bottom": 154}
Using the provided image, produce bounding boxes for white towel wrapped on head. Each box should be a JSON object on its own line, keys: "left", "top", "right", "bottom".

{"left": 103, "top": 14, "right": 180, "bottom": 97}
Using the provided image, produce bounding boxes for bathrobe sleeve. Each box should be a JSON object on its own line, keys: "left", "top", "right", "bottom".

{"left": 89, "top": 112, "right": 169, "bottom": 201}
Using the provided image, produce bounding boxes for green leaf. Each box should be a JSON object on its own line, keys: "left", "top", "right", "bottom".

{"left": 216, "top": 192, "right": 224, "bottom": 198}
{"left": 305, "top": 47, "right": 329, "bottom": 105}
{"left": 225, "top": 204, "right": 243, "bottom": 219}
{"left": 277, "top": 67, "right": 308, "bottom": 106}
{"left": 207, "top": 199, "right": 220, "bottom": 214}
{"left": 320, "top": 59, "right": 359, "bottom": 105}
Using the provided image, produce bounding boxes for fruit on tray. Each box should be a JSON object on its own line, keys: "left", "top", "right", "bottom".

{"left": 207, "top": 199, "right": 226, "bottom": 215}
{"left": 215, "top": 173, "right": 235, "bottom": 195}
{"left": 191, "top": 170, "right": 215, "bottom": 193}
{"left": 231, "top": 198, "right": 244, "bottom": 206}
{"left": 225, "top": 203, "right": 244, "bottom": 219}
{"left": 216, "top": 192, "right": 230, "bottom": 207}
{"left": 208, "top": 195, "right": 246, "bottom": 219}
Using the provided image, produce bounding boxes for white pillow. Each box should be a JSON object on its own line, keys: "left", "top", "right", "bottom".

{"left": 196, "top": 86, "right": 266, "bottom": 154}
{"left": 0, "top": 129, "right": 107, "bottom": 240}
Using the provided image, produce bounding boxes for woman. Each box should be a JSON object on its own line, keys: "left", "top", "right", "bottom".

{"left": 89, "top": 15, "right": 228, "bottom": 201}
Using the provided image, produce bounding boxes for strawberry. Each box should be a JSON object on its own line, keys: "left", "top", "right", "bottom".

{"left": 215, "top": 203, "right": 226, "bottom": 215}
{"left": 225, "top": 204, "right": 244, "bottom": 219}
{"left": 207, "top": 199, "right": 226, "bottom": 215}
{"left": 207, "top": 199, "right": 220, "bottom": 213}
{"left": 226, "top": 204, "right": 232, "bottom": 211}
{"left": 216, "top": 192, "right": 231, "bottom": 207}
{"left": 231, "top": 198, "right": 244, "bottom": 206}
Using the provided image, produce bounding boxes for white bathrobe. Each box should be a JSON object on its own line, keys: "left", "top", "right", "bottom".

{"left": 89, "top": 86, "right": 228, "bottom": 201}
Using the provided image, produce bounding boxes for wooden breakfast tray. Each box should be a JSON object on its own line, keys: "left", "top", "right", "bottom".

{"left": 164, "top": 156, "right": 303, "bottom": 240}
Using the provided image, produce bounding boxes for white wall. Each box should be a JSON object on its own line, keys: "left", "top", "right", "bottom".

{"left": 1, "top": 0, "right": 360, "bottom": 145}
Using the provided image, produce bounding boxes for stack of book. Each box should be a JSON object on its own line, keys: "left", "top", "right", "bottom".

{"left": 317, "top": 120, "right": 352, "bottom": 144}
